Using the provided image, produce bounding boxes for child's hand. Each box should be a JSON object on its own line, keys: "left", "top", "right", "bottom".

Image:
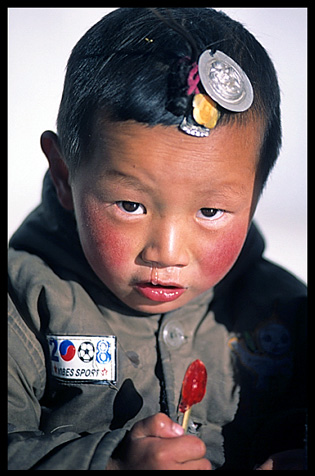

{"left": 107, "top": 413, "right": 212, "bottom": 470}
{"left": 255, "top": 449, "right": 306, "bottom": 470}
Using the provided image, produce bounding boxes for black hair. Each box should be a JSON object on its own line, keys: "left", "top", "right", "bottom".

{"left": 57, "top": 7, "right": 281, "bottom": 190}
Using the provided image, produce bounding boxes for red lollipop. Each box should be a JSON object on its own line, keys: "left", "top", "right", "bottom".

{"left": 179, "top": 359, "right": 207, "bottom": 432}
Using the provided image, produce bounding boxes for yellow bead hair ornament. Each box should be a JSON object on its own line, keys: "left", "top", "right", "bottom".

{"left": 192, "top": 94, "right": 220, "bottom": 129}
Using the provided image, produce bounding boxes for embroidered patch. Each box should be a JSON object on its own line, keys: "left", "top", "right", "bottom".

{"left": 228, "top": 322, "right": 292, "bottom": 389}
{"left": 228, "top": 320, "right": 293, "bottom": 390}
{"left": 47, "top": 335, "right": 117, "bottom": 384}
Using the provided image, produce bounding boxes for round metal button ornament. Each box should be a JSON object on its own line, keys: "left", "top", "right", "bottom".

{"left": 198, "top": 50, "right": 254, "bottom": 112}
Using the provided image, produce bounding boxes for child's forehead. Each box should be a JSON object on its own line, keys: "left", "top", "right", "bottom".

{"left": 93, "top": 118, "right": 263, "bottom": 165}
{"left": 80, "top": 118, "right": 263, "bottom": 187}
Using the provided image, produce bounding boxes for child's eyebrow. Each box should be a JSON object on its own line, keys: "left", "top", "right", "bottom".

{"left": 102, "top": 169, "right": 249, "bottom": 201}
{"left": 102, "top": 169, "right": 153, "bottom": 193}
{"left": 203, "top": 183, "right": 249, "bottom": 199}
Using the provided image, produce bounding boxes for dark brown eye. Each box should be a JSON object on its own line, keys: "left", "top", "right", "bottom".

{"left": 116, "top": 201, "right": 146, "bottom": 214}
{"left": 197, "top": 208, "right": 224, "bottom": 221}
{"left": 200, "top": 208, "right": 218, "bottom": 217}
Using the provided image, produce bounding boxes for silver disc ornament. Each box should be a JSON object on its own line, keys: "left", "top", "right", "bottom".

{"left": 198, "top": 50, "right": 254, "bottom": 112}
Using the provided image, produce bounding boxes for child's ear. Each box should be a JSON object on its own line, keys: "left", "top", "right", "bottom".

{"left": 41, "top": 131, "right": 74, "bottom": 211}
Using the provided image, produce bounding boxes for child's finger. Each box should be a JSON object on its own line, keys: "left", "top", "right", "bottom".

{"left": 130, "top": 413, "right": 184, "bottom": 440}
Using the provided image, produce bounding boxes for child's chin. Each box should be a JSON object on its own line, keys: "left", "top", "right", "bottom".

{"left": 121, "top": 295, "right": 187, "bottom": 315}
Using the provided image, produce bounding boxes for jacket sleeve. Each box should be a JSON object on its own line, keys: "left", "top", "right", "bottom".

{"left": 8, "top": 296, "right": 126, "bottom": 470}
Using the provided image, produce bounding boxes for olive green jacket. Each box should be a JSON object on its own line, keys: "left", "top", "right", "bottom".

{"left": 8, "top": 173, "right": 307, "bottom": 469}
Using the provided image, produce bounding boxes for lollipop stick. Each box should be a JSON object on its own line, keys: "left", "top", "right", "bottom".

{"left": 181, "top": 407, "right": 192, "bottom": 433}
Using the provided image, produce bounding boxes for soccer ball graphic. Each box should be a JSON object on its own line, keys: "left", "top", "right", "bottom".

{"left": 78, "top": 342, "right": 95, "bottom": 363}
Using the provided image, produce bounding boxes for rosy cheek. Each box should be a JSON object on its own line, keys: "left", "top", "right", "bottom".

{"left": 92, "top": 224, "right": 131, "bottom": 273}
{"left": 77, "top": 202, "right": 132, "bottom": 277}
{"left": 199, "top": 224, "right": 247, "bottom": 285}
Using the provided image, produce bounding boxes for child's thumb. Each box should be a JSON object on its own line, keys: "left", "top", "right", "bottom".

{"left": 130, "top": 413, "right": 184, "bottom": 440}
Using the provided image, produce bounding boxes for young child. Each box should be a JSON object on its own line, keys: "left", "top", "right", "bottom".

{"left": 8, "top": 8, "right": 307, "bottom": 470}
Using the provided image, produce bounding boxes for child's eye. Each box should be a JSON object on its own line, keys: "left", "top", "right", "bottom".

{"left": 197, "top": 208, "right": 225, "bottom": 220}
{"left": 116, "top": 201, "right": 147, "bottom": 215}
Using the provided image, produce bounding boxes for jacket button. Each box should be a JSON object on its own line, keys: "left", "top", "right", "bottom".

{"left": 162, "top": 321, "right": 185, "bottom": 349}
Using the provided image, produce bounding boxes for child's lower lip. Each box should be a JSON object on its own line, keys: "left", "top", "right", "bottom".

{"left": 135, "top": 283, "right": 186, "bottom": 302}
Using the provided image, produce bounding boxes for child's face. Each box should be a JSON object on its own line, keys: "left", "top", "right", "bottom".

{"left": 70, "top": 120, "right": 261, "bottom": 314}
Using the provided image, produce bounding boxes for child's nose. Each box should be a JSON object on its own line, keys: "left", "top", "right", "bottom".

{"left": 140, "top": 218, "right": 190, "bottom": 268}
